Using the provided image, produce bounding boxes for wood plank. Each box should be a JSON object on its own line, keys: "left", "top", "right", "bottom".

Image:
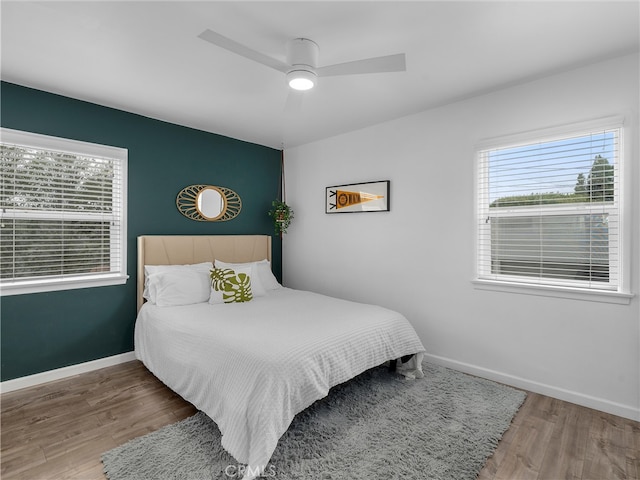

{"left": 536, "top": 401, "right": 590, "bottom": 480}
{"left": 582, "top": 410, "right": 630, "bottom": 480}
{"left": 492, "top": 415, "right": 555, "bottom": 480}
{"left": 0, "top": 443, "right": 46, "bottom": 478}
{"left": 513, "top": 391, "right": 563, "bottom": 424}
{"left": 2, "top": 405, "right": 102, "bottom": 448}
{"left": 106, "top": 406, "right": 182, "bottom": 445}
{"left": 8, "top": 436, "right": 116, "bottom": 480}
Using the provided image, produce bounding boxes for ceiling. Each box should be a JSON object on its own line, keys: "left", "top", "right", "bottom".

{"left": 1, "top": 1, "right": 639, "bottom": 150}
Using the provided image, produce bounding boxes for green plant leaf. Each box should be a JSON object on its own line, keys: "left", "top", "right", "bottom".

{"left": 210, "top": 268, "right": 236, "bottom": 292}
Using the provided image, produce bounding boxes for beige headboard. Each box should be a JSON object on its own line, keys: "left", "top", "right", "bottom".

{"left": 137, "top": 235, "right": 272, "bottom": 312}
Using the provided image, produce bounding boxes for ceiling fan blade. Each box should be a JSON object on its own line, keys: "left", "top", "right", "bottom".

{"left": 198, "top": 29, "right": 290, "bottom": 73}
{"left": 317, "top": 53, "right": 406, "bottom": 77}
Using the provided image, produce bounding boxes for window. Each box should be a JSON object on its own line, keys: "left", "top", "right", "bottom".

{"left": 1, "top": 128, "right": 128, "bottom": 295}
{"left": 476, "top": 118, "right": 630, "bottom": 301}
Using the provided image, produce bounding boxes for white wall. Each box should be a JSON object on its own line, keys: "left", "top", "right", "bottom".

{"left": 283, "top": 53, "right": 639, "bottom": 420}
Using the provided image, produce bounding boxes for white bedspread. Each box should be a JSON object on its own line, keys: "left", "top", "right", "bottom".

{"left": 134, "top": 287, "right": 425, "bottom": 473}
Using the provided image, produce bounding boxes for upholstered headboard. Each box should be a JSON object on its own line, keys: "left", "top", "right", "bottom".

{"left": 137, "top": 235, "right": 272, "bottom": 311}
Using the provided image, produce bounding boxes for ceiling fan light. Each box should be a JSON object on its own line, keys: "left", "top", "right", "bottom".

{"left": 287, "top": 69, "right": 316, "bottom": 91}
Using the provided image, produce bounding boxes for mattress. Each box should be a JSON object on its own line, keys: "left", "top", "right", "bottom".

{"left": 134, "top": 287, "right": 425, "bottom": 475}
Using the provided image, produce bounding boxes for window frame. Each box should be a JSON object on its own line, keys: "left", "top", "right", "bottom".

{"left": 473, "top": 116, "right": 633, "bottom": 305}
{"left": 1, "top": 128, "right": 128, "bottom": 296}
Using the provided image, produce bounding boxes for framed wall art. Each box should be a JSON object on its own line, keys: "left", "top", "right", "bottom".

{"left": 325, "top": 180, "right": 390, "bottom": 214}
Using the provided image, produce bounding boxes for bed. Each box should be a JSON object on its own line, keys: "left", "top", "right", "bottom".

{"left": 134, "top": 235, "right": 425, "bottom": 479}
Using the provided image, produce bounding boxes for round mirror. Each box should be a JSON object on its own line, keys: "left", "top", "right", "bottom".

{"left": 176, "top": 184, "right": 242, "bottom": 222}
{"left": 196, "top": 186, "right": 226, "bottom": 220}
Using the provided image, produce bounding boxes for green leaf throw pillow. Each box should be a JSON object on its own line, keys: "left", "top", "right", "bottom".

{"left": 209, "top": 267, "right": 253, "bottom": 304}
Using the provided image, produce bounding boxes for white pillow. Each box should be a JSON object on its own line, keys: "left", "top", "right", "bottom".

{"left": 214, "top": 260, "right": 267, "bottom": 297}
{"left": 144, "top": 262, "right": 213, "bottom": 303}
{"left": 209, "top": 266, "right": 254, "bottom": 304}
{"left": 150, "top": 269, "right": 211, "bottom": 307}
{"left": 256, "top": 260, "right": 282, "bottom": 290}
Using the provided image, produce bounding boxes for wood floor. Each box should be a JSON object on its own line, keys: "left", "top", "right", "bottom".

{"left": 1, "top": 360, "right": 638, "bottom": 480}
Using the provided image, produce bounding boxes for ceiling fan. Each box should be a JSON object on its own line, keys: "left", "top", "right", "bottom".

{"left": 198, "top": 29, "right": 406, "bottom": 91}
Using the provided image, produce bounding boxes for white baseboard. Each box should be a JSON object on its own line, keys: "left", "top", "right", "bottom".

{"left": 0, "top": 351, "right": 137, "bottom": 394}
{"left": 424, "top": 353, "right": 640, "bottom": 422}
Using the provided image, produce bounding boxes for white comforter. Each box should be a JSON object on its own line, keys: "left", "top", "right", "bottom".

{"left": 134, "top": 287, "right": 425, "bottom": 474}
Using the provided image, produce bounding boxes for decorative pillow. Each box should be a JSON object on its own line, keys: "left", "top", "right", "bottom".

{"left": 214, "top": 260, "right": 267, "bottom": 297}
{"left": 214, "top": 259, "right": 282, "bottom": 293}
{"left": 209, "top": 266, "right": 253, "bottom": 304}
{"left": 150, "top": 269, "right": 211, "bottom": 307}
{"left": 144, "top": 262, "right": 213, "bottom": 304}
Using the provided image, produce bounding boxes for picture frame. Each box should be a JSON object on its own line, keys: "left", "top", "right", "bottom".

{"left": 325, "top": 180, "right": 390, "bottom": 214}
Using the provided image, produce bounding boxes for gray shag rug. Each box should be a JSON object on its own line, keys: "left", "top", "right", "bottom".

{"left": 102, "top": 362, "right": 526, "bottom": 480}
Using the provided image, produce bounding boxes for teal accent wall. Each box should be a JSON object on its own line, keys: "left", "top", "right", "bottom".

{"left": 0, "top": 81, "right": 282, "bottom": 381}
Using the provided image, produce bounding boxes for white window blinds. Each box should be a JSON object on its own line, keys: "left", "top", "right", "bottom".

{"left": 1, "top": 128, "right": 127, "bottom": 295}
{"left": 477, "top": 121, "right": 622, "bottom": 292}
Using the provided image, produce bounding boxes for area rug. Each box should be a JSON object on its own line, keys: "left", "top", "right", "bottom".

{"left": 102, "top": 362, "right": 526, "bottom": 480}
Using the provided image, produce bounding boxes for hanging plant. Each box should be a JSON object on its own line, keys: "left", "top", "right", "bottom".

{"left": 269, "top": 150, "right": 294, "bottom": 235}
{"left": 268, "top": 200, "right": 294, "bottom": 235}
